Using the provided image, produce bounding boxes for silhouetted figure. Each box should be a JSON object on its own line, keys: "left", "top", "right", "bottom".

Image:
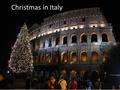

{"left": 86, "top": 79, "right": 93, "bottom": 90}
{"left": 70, "top": 77, "right": 77, "bottom": 90}
{"left": 47, "top": 74, "right": 57, "bottom": 89}
{"left": 94, "top": 78, "right": 102, "bottom": 89}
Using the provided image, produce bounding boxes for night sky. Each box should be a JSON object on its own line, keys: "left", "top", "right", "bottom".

{"left": 2, "top": 0, "right": 119, "bottom": 69}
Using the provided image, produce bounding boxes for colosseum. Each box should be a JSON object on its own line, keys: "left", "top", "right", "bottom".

{"left": 29, "top": 7, "right": 116, "bottom": 79}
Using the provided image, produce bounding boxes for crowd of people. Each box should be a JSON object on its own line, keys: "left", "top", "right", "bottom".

{"left": 45, "top": 73, "right": 102, "bottom": 90}
{"left": 0, "top": 69, "right": 120, "bottom": 89}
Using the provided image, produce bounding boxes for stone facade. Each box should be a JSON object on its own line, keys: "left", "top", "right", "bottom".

{"left": 29, "top": 8, "right": 116, "bottom": 78}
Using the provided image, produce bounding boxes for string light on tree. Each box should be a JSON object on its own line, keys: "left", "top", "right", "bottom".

{"left": 8, "top": 23, "right": 33, "bottom": 73}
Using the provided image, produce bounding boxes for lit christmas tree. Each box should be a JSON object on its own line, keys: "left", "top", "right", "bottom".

{"left": 8, "top": 23, "right": 33, "bottom": 73}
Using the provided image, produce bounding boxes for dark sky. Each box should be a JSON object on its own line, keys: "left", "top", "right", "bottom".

{"left": 2, "top": 0, "right": 119, "bottom": 69}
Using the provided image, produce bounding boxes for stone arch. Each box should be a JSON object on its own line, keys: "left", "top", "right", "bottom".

{"left": 63, "top": 36, "right": 67, "bottom": 45}
{"left": 91, "top": 51, "right": 98, "bottom": 62}
{"left": 55, "top": 37, "right": 60, "bottom": 46}
{"left": 61, "top": 51, "right": 68, "bottom": 64}
{"left": 71, "top": 34, "right": 77, "bottom": 43}
{"left": 70, "top": 51, "right": 77, "bottom": 64}
{"left": 102, "top": 33, "right": 108, "bottom": 42}
{"left": 91, "top": 32, "right": 98, "bottom": 43}
{"left": 46, "top": 52, "right": 51, "bottom": 64}
{"left": 54, "top": 51, "right": 59, "bottom": 64}
{"left": 48, "top": 38, "right": 52, "bottom": 47}
{"left": 41, "top": 54, "right": 45, "bottom": 63}
{"left": 80, "top": 33, "right": 87, "bottom": 43}
{"left": 80, "top": 51, "right": 88, "bottom": 62}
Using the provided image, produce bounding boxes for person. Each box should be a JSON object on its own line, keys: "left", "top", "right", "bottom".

{"left": 71, "top": 77, "right": 77, "bottom": 90}
{"left": 47, "top": 75, "right": 57, "bottom": 89}
{"left": 94, "top": 78, "right": 102, "bottom": 89}
{"left": 86, "top": 79, "right": 93, "bottom": 90}
{"left": 58, "top": 76, "right": 67, "bottom": 90}
{"left": 68, "top": 79, "right": 72, "bottom": 89}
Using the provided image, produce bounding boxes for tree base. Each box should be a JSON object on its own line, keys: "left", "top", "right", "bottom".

{"left": 13, "top": 73, "right": 31, "bottom": 89}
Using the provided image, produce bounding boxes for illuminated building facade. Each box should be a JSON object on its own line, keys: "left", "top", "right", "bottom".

{"left": 29, "top": 8, "right": 116, "bottom": 78}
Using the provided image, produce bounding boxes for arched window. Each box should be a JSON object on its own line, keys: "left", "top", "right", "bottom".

{"left": 39, "top": 54, "right": 42, "bottom": 63}
{"left": 48, "top": 38, "right": 52, "bottom": 47}
{"left": 80, "top": 51, "right": 87, "bottom": 62}
{"left": 82, "top": 17, "right": 85, "bottom": 22}
{"left": 81, "top": 33, "right": 87, "bottom": 43}
{"left": 102, "top": 50, "right": 107, "bottom": 63}
{"left": 64, "top": 21, "right": 66, "bottom": 24}
{"left": 54, "top": 52, "right": 59, "bottom": 64}
{"left": 91, "top": 33, "right": 97, "bottom": 43}
{"left": 41, "top": 55, "right": 45, "bottom": 63}
{"left": 71, "top": 52, "right": 77, "bottom": 64}
{"left": 102, "top": 33, "right": 108, "bottom": 42}
{"left": 61, "top": 52, "right": 68, "bottom": 64}
{"left": 91, "top": 51, "right": 98, "bottom": 62}
{"left": 46, "top": 53, "right": 51, "bottom": 64}
{"left": 40, "top": 41, "right": 43, "bottom": 48}
{"left": 72, "top": 35, "right": 77, "bottom": 43}
{"left": 55, "top": 37, "right": 60, "bottom": 46}
{"left": 39, "top": 54, "right": 41, "bottom": 63}
{"left": 63, "top": 36, "right": 67, "bottom": 44}
{"left": 43, "top": 41, "right": 45, "bottom": 48}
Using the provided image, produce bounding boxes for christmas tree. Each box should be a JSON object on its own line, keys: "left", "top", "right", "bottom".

{"left": 8, "top": 23, "right": 33, "bottom": 73}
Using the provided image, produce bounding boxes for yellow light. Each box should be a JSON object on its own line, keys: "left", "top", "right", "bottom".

{"left": 71, "top": 57, "right": 77, "bottom": 63}
{"left": 53, "top": 30, "right": 57, "bottom": 32}
{"left": 100, "top": 24, "right": 105, "bottom": 27}
{"left": 61, "top": 28, "right": 65, "bottom": 31}
{"left": 47, "top": 31, "right": 52, "bottom": 34}
{"left": 81, "top": 57, "right": 87, "bottom": 62}
{"left": 93, "top": 42, "right": 98, "bottom": 45}
{"left": 44, "top": 33, "right": 46, "bottom": 35}
{"left": 41, "top": 34, "right": 44, "bottom": 36}
{"left": 79, "top": 25, "right": 84, "bottom": 29}
{"left": 64, "top": 59, "right": 67, "bottom": 63}
{"left": 56, "top": 29, "right": 60, "bottom": 32}
{"left": 89, "top": 24, "right": 98, "bottom": 28}
{"left": 64, "top": 27, "right": 68, "bottom": 30}
{"left": 38, "top": 34, "right": 41, "bottom": 37}
{"left": 92, "top": 56, "right": 98, "bottom": 61}
{"left": 48, "top": 59, "right": 51, "bottom": 64}
{"left": 74, "top": 26, "right": 78, "bottom": 29}
{"left": 70, "top": 26, "right": 74, "bottom": 29}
